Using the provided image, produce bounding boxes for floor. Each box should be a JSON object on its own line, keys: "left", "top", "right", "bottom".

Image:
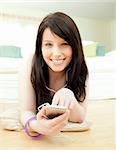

{"left": 0, "top": 99, "right": 115, "bottom": 150}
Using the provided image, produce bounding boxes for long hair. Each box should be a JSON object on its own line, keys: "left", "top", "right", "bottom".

{"left": 31, "top": 12, "right": 88, "bottom": 109}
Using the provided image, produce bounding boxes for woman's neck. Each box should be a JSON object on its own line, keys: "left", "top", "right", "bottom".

{"left": 48, "top": 69, "right": 66, "bottom": 92}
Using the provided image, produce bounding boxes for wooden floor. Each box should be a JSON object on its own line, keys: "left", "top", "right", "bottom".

{"left": 0, "top": 99, "right": 116, "bottom": 150}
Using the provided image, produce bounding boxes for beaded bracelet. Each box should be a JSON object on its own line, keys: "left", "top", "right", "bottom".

{"left": 24, "top": 116, "right": 45, "bottom": 139}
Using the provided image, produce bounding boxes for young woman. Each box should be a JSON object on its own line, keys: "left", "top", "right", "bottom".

{"left": 19, "top": 12, "right": 89, "bottom": 138}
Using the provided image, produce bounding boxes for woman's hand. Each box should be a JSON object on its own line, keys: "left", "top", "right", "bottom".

{"left": 52, "top": 88, "right": 86, "bottom": 123}
{"left": 52, "top": 88, "right": 78, "bottom": 109}
{"left": 34, "top": 106, "right": 70, "bottom": 136}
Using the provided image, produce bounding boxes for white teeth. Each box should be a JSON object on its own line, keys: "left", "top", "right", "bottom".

{"left": 52, "top": 59, "right": 64, "bottom": 65}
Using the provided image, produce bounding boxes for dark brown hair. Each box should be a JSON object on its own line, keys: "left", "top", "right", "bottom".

{"left": 31, "top": 12, "right": 88, "bottom": 109}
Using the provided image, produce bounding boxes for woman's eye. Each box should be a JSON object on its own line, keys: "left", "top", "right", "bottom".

{"left": 62, "top": 42, "right": 69, "bottom": 46}
{"left": 45, "top": 43, "right": 52, "bottom": 47}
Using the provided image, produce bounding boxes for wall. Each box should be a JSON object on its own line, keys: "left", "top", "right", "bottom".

{"left": 74, "top": 17, "right": 115, "bottom": 52}
{"left": 0, "top": 16, "right": 39, "bottom": 58}
{"left": 110, "top": 19, "right": 116, "bottom": 51}
{"left": 0, "top": 14, "right": 115, "bottom": 58}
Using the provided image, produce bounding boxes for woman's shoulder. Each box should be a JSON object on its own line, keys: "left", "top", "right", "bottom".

{"left": 23, "top": 53, "right": 34, "bottom": 62}
{"left": 19, "top": 53, "right": 34, "bottom": 74}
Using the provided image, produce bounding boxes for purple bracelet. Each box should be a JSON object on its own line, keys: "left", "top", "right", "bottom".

{"left": 24, "top": 116, "right": 45, "bottom": 139}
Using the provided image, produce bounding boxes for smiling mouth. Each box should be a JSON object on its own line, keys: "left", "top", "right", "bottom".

{"left": 51, "top": 59, "right": 65, "bottom": 65}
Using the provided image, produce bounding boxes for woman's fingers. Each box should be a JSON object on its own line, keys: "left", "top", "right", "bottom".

{"left": 52, "top": 94, "right": 60, "bottom": 105}
{"left": 46, "top": 110, "right": 70, "bottom": 135}
{"left": 64, "top": 99, "right": 71, "bottom": 108}
{"left": 48, "top": 110, "right": 70, "bottom": 126}
{"left": 37, "top": 106, "right": 48, "bottom": 119}
{"left": 52, "top": 88, "right": 75, "bottom": 108}
{"left": 48, "top": 119, "right": 67, "bottom": 135}
{"left": 36, "top": 107, "right": 70, "bottom": 135}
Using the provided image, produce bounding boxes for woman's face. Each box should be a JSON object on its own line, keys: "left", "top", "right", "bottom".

{"left": 41, "top": 28, "right": 72, "bottom": 72}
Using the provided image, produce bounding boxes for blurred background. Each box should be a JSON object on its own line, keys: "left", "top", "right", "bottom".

{"left": 0, "top": 0, "right": 116, "bottom": 103}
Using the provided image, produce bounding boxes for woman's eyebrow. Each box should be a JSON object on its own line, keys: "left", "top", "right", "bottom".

{"left": 43, "top": 40, "right": 53, "bottom": 42}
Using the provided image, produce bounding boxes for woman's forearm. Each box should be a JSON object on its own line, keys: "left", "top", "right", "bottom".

{"left": 20, "top": 110, "right": 39, "bottom": 133}
{"left": 69, "top": 102, "right": 86, "bottom": 123}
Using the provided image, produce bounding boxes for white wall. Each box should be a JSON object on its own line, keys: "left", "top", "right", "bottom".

{"left": 0, "top": 15, "right": 115, "bottom": 58}
{"left": 0, "top": 21, "right": 23, "bottom": 47}
{"left": 74, "top": 17, "right": 115, "bottom": 52}
{"left": 110, "top": 19, "right": 116, "bottom": 51}
{"left": 0, "top": 19, "right": 39, "bottom": 58}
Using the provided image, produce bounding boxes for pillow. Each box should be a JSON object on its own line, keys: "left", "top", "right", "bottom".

{"left": 0, "top": 108, "right": 23, "bottom": 131}
{"left": 96, "top": 45, "right": 105, "bottom": 56}
{"left": 0, "top": 108, "right": 91, "bottom": 132}
{"left": 0, "top": 46, "right": 22, "bottom": 58}
{"left": 62, "top": 120, "right": 91, "bottom": 132}
{"left": 105, "top": 49, "right": 116, "bottom": 57}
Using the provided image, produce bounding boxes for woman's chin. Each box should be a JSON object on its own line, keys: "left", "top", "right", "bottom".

{"left": 49, "top": 67, "right": 65, "bottom": 72}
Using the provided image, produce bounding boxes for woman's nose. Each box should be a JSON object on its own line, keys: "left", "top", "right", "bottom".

{"left": 52, "top": 46, "right": 62, "bottom": 56}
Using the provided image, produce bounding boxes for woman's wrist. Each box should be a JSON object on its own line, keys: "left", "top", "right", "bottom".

{"left": 69, "top": 102, "right": 85, "bottom": 123}
{"left": 24, "top": 116, "right": 45, "bottom": 139}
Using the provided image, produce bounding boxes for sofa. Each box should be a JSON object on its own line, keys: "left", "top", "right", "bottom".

{"left": 86, "top": 53, "right": 116, "bottom": 99}
{"left": 0, "top": 45, "right": 115, "bottom": 101}
{"left": 0, "top": 46, "right": 22, "bottom": 101}
{"left": 83, "top": 41, "right": 116, "bottom": 100}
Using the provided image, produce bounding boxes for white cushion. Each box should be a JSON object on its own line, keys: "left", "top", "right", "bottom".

{"left": 0, "top": 108, "right": 91, "bottom": 132}
{"left": 0, "top": 57, "right": 22, "bottom": 73}
{"left": 85, "top": 56, "right": 116, "bottom": 73}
